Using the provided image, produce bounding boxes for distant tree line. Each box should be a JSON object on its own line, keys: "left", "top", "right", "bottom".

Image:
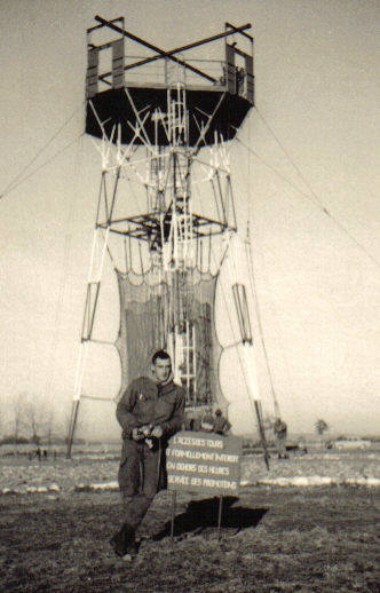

{"left": 0, "top": 391, "right": 68, "bottom": 445}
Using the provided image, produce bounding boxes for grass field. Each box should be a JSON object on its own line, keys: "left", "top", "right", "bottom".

{"left": 1, "top": 486, "right": 379, "bottom": 593}
{"left": 0, "top": 449, "right": 379, "bottom": 593}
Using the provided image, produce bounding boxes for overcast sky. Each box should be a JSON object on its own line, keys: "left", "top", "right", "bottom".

{"left": 0, "top": 0, "right": 379, "bottom": 439}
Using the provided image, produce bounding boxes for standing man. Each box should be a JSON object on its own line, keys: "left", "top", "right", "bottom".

{"left": 273, "top": 417, "right": 288, "bottom": 459}
{"left": 213, "top": 408, "right": 232, "bottom": 436}
{"left": 111, "top": 350, "right": 185, "bottom": 560}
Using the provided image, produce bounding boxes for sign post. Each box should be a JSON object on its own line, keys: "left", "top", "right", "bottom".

{"left": 166, "top": 431, "right": 243, "bottom": 538}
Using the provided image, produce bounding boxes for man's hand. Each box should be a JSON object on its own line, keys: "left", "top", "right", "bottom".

{"left": 132, "top": 427, "right": 145, "bottom": 442}
{"left": 140, "top": 424, "right": 153, "bottom": 437}
{"left": 131, "top": 424, "right": 163, "bottom": 443}
{"left": 150, "top": 425, "right": 164, "bottom": 439}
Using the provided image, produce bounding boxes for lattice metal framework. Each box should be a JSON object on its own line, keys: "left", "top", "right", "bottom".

{"left": 67, "top": 16, "right": 254, "bottom": 457}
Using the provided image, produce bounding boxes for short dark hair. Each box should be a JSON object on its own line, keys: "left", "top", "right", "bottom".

{"left": 152, "top": 350, "right": 171, "bottom": 364}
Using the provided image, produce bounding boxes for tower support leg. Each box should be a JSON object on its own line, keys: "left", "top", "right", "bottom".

{"left": 66, "top": 399, "right": 80, "bottom": 459}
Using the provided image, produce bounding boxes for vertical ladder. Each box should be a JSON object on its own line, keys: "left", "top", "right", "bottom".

{"left": 180, "top": 320, "right": 197, "bottom": 402}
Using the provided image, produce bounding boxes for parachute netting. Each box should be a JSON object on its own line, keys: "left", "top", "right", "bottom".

{"left": 115, "top": 266, "right": 223, "bottom": 409}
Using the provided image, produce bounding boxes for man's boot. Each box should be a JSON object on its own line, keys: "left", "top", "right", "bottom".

{"left": 110, "top": 523, "right": 136, "bottom": 558}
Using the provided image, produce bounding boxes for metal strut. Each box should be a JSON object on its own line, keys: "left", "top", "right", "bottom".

{"left": 67, "top": 16, "right": 252, "bottom": 455}
{"left": 94, "top": 15, "right": 252, "bottom": 84}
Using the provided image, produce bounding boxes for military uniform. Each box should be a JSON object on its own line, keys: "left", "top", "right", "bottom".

{"left": 113, "top": 375, "right": 185, "bottom": 552}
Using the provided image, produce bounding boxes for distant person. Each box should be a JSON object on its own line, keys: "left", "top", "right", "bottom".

{"left": 274, "top": 418, "right": 288, "bottom": 459}
{"left": 186, "top": 416, "right": 201, "bottom": 431}
{"left": 213, "top": 409, "right": 231, "bottom": 436}
{"left": 36, "top": 447, "right": 41, "bottom": 462}
{"left": 236, "top": 66, "right": 246, "bottom": 95}
{"left": 111, "top": 350, "right": 185, "bottom": 561}
{"left": 187, "top": 417, "right": 196, "bottom": 431}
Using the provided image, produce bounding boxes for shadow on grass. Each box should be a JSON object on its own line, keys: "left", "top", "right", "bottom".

{"left": 153, "top": 496, "right": 268, "bottom": 540}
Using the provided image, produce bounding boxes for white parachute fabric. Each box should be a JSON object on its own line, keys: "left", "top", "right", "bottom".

{"left": 215, "top": 234, "right": 263, "bottom": 435}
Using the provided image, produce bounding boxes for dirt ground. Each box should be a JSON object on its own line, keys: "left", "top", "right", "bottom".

{"left": 0, "top": 484, "right": 379, "bottom": 593}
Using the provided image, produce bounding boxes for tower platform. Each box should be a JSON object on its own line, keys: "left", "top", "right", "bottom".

{"left": 85, "top": 17, "right": 254, "bottom": 147}
{"left": 86, "top": 85, "right": 252, "bottom": 146}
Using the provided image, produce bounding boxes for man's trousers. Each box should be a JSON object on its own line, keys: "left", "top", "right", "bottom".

{"left": 118, "top": 439, "right": 163, "bottom": 530}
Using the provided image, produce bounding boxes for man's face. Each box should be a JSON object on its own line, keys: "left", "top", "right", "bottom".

{"left": 152, "top": 357, "right": 172, "bottom": 384}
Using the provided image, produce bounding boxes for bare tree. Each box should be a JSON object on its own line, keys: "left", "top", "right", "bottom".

{"left": 10, "top": 392, "right": 29, "bottom": 454}
{"left": 315, "top": 419, "right": 329, "bottom": 448}
{"left": 29, "top": 394, "right": 53, "bottom": 444}
{"left": 315, "top": 419, "right": 329, "bottom": 436}
{"left": 14, "top": 393, "right": 26, "bottom": 437}
{"left": 12, "top": 392, "right": 51, "bottom": 445}
{"left": 45, "top": 406, "right": 56, "bottom": 445}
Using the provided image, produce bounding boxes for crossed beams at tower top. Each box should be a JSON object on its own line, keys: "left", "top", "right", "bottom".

{"left": 85, "top": 16, "right": 255, "bottom": 147}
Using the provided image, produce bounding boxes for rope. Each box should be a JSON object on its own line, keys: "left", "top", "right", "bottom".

{"left": 242, "top": 107, "right": 380, "bottom": 270}
{"left": 245, "top": 235, "right": 281, "bottom": 418}
{"left": 0, "top": 102, "right": 84, "bottom": 200}
{"left": 239, "top": 114, "right": 343, "bottom": 426}
{"left": 243, "top": 115, "right": 281, "bottom": 419}
{"left": 211, "top": 236, "right": 263, "bottom": 421}
{"left": 41, "top": 136, "right": 85, "bottom": 415}
{"left": 0, "top": 137, "right": 82, "bottom": 200}
{"left": 235, "top": 136, "right": 312, "bottom": 200}
{"left": 214, "top": 239, "right": 270, "bottom": 468}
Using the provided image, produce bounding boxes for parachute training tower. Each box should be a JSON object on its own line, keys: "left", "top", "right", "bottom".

{"left": 67, "top": 16, "right": 263, "bottom": 457}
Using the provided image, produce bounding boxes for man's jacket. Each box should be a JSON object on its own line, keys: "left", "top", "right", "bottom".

{"left": 116, "top": 376, "right": 185, "bottom": 440}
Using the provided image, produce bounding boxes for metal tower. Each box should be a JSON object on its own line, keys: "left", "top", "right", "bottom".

{"left": 67, "top": 15, "right": 254, "bottom": 457}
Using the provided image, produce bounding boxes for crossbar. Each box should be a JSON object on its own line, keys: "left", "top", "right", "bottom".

{"left": 225, "top": 21, "right": 254, "bottom": 41}
{"left": 94, "top": 15, "right": 216, "bottom": 83}
{"left": 123, "top": 23, "right": 252, "bottom": 74}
